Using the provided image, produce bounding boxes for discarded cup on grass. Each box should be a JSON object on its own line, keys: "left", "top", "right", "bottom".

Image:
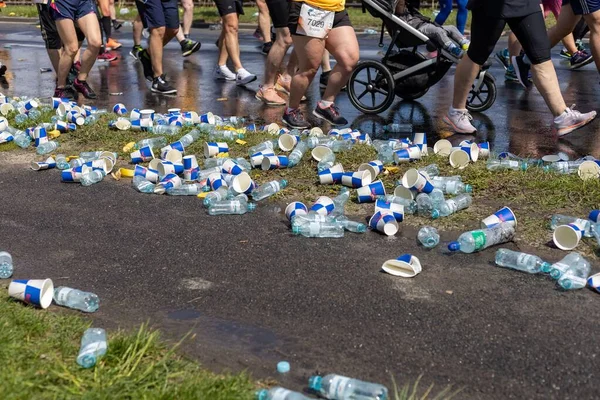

{"left": 433, "top": 139, "right": 452, "bottom": 156}
{"left": 412, "top": 132, "right": 427, "bottom": 156}
{"left": 0, "top": 103, "right": 14, "bottom": 116}
{"left": 134, "top": 165, "right": 159, "bottom": 183}
{"left": 358, "top": 160, "right": 384, "bottom": 181}
{"left": 250, "top": 151, "right": 275, "bottom": 168}
{"left": 163, "top": 149, "right": 183, "bottom": 163}
{"left": 318, "top": 163, "right": 344, "bottom": 184}
{"left": 230, "top": 172, "right": 255, "bottom": 195}
{"left": 200, "top": 112, "right": 215, "bottom": 124}
{"left": 481, "top": 206, "right": 517, "bottom": 229}
{"left": 311, "top": 145, "right": 333, "bottom": 161}
{"left": 449, "top": 149, "right": 470, "bottom": 169}
{"left": 154, "top": 173, "right": 182, "bottom": 194}
{"left": 278, "top": 133, "right": 299, "bottom": 151}
{"left": 577, "top": 160, "right": 600, "bottom": 180}
{"left": 221, "top": 159, "right": 244, "bottom": 175}
{"left": 207, "top": 173, "right": 227, "bottom": 191}
{"left": 110, "top": 118, "right": 131, "bottom": 131}
{"left": 130, "top": 145, "right": 154, "bottom": 164}
{"left": 341, "top": 171, "right": 372, "bottom": 188}
{"left": 262, "top": 122, "right": 280, "bottom": 135}
{"left": 553, "top": 221, "right": 587, "bottom": 250}
{"left": 112, "top": 103, "right": 127, "bottom": 115}
{"left": 457, "top": 142, "right": 479, "bottom": 162}
{"left": 85, "top": 158, "right": 114, "bottom": 174}
{"left": 375, "top": 199, "right": 404, "bottom": 221}
{"left": 157, "top": 161, "right": 184, "bottom": 176}
{"left": 285, "top": 201, "right": 308, "bottom": 221}
{"left": 8, "top": 278, "right": 54, "bottom": 309}
{"left": 183, "top": 167, "right": 199, "bottom": 181}
{"left": 589, "top": 210, "right": 600, "bottom": 223}
{"left": 183, "top": 155, "right": 199, "bottom": 170}
{"left": 478, "top": 142, "right": 490, "bottom": 158}
{"left": 381, "top": 254, "right": 422, "bottom": 277}
{"left": 310, "top": 196, "right": 335, "bottom": 215}
{"left": 56, "top": 102, "right": 71, "bottom": 117}
{"left": 356, "top": 180, "right": 386, "bottom": 203}
{"left": 369, "top": 211, "right": 399, "bottom": 236}
{"left": 393, "top": 145, "right": 421, "bottom": 163}
{"left": 262, "top": 155, "right": 289, "bottom": 170}
{"left": 140, "top": 109, "right": 155, "bottom": 121}
{"left": 401, "top": 168, "right": 434, "bottom": 194}
{"left": 30, "top": 157, "right": 56, "bottom": 171}
{"left": 204, "top": 142, "right": 229, "bottom": 158}
{"left": 394, "top": 185, "right": 415, "bottom": 200}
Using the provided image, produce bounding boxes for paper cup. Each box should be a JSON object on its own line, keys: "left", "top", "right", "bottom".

{"left": 8, "top": 278, "right": 54, "bottom": 309}
{"left": 369, "top": 211, "right": 399, "bottom": 236}
{"left": 100, "top": 151, "right": 117, "bottom": 164}
{"left": 477, "top": 142, "right": 490, "bottom": 158}
{"left": 481, "top": 206, "right": 517, "bottom": 228}
{"left": 140, "top": 109, "right": 155, "bottom": 120}
{"left": 231, "top": 171, "right": 255, "bottom": 195}
{"left": 310, "top": 196, "right": 335, "bottom": 215}
{"left": 394, "top": 146, "right": 421, "bottom": 164}
{"left": 112, "top": 118, "right": 131, "bottom": 131}
{"left": 311, "top": 145, "right": 333, "bottom": 162}
{"left": 309, "top": 127, "right": 324, "bottom": 137}
{"left": 182, "top": 155, "right": 199, "bottom": 170}
{"left": 341, "top": 171, "right": 372, "bottom": 188}
{"left": 401, "top": 168, "right": 434, "bottom": 194}
{"left": 553, "top": 222, "right": 586, "bottom": 251}
{"left": 578, "top": 160, "right": 600, "bottom": 180}
{"left": 130, "top": 145, "right": 154, "bottom": 164}
{"left": 457, "top": 143, "right": 479, "bottom": 162}
{"left": 30, "top": 157, "right": 57, "bottom": 171}
{"left": 0, "top": 103, "right": 14, "bottom": 116}
{"left": 200, "top": 112, "right": 215, "bottom": 124}
{"left": 134, "top": 165, "right": 159, "bottom": 183}
{"left": 148, "top": 158, "right": 162, "bottom": 171}
{"left": 262, "top": 155, "right": 289, "bottom": 171}
{"left": 250, "top": 151, "right": 275, "bottom": 168}
{"left": 155, "top": 173, "right": 182, "bottom": 193}
{"left": 587, "top": 272, "right": 600, "bottom": 293}
{"left": 113, "top": 103, "right": 128, "bottom": 115}
{"left": 164, "top": 149, "right": 183, "bottom": 163}
{"left": 168, "top": 108, "right": 181, "bottom": 115}
{"left": 278, "top": 133, "right": 298, "bottom": 152}
{"left": 433, "top": 139, "right": 452, "bottom": 156}
{"left": 57, "top": 102, "right": 71, "bottom": 117}
{"left": 375, "top": 199, "right": 404, "bottom": 221}
{"left": 412, "top": 132, "right": 427, "bottom": 156}
{"left": 318, "top": 163, "right": 344, "bottom": 184}
{"left": 356, "top": 180, "right": 386, "bottom": 203}
{"left": 183, "top": 167, "right": 199, "bottom": 181}
{"left": 589, "top": 210, "right": 600, "bottom": 223}
{"left": 358, "top": 160, "right": 384, "bottom": 181}
{"left": 449, "top": 149, "right": 470, "bottom": 169}
{"left": 157, "top": 161, "right": 184, "bottom": 176}
{"left": 394, "top": 185, "right": 415, "bottom": 200}
{"left": 204, "top": 142, "right": 229, "bottom": 158}
{"left": 262, "top": 122, "right": 280, "bottom": 135}
{"left": 285, "top": 201, "right": 308, "bottom": 221}
{"left": 222, "top": 159, "right": 244, "bottom": 175}
{"left": 381, "top": 254, "right": 422, "bottom": 277}
{"left": 85, "top": 158, "right": 114, "bottom": 174}
{"left": 61, "top": 166, "right": 91, "bottom": 182}
{"left": 207, "top": 173, "right": 227, "bottom": 190}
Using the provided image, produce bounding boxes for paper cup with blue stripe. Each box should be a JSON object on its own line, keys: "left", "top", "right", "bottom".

{"left": 553, "top": 221, "right": 586, "bottom": 251}
{"left": 311, "top": 145, "right": 333, "bottom": 161}
{"left": 285, "top": 201, "right": 308, "bottom": 221}
{"left": 394, "top": 185, "right": 415, "bottom": 200}
{"left": 134, "top": 165, "right": 159, "bottom": 183}
{"left": 587, "top": 272, "right": 600, "bottom": 293}
{"left": 231, "top": 171, "right": 255, "bottom": 195}
{"left": 341, "top": 171, "right": 372, "bottom": 188}
{"left": 261, "top": 155, "right": 289, "bottom": 171}
{"left": 278, "top": 133, "right": 299, "bottom": 152}
{"left": 369, "top": 211, "right": 399, "bottom": 236}
{"left": 412, "top": 132, "right": 427, "bottom": 156}
{"left": 250, "top": 151, "right": 275, "bottom": 168}
{"left": 449, "top": 149, "right": 470, "bottom": 169}
{"left": 222, "top": 159, "right": 244, "bottom": 175}
{"left": 154, "top": 173, "right": 182, "bottom": 194}
{"left": 589, "top": 210, "right": 600, "bottom": 223}
{"left": 358, "top": 160, "right": 384, "bottom": 181}
{"left": 207, "top": 173, "right": 227, "bottom": 190}
{"left": 56, "top": 102, "right": 71, "bottom": 117}
{"left": 375, "top": 199, "right": 404, "bottom": 222}
{"left": 477, "top": 142, "right": 490, "bottom": 158}
{"left": 183, "top": 155, "right": 198, "bottom": 171}
{"left": 157, "top": 161, "right": 184, "bottom": 177}
{"left": 183, "top": 167, "right": 199, "bottom": 181}
{"left": 8, "top": 278, "right": 54, "bottom": 308}
{"left": 61, "top": 166, "right": 90, "bottom": 182}
{"left": 481, "top": 206, "right": 517, "bottom": 229}
{"left": 130, "top": 145, "right": 154, "bottom": 164}
{"left": 200, "top": 112, "right": 215, "bottom": 124}
{"left": 30, "top": 157, "right": 57, "bottom": 171}
{"left": 310, "top": 196, "right": 335, "bottom": 215}
{"left": 394, "top": 145, "right": 421, "bottom": 164}
{"left": 401, "top": 168, "right": 434, "bottom": 194}
{"left": 204, "top": 142, "right": 229, "bottom": 158}
{"left": 318, "top": 163, "right": 344, "bottom": 184}
{"left": 381, "top": 254, "right": 422, "bottom": 277}
{"left": 455, "top": 143, "right": 479, "bottom": 162}
{"left": 433, "top": 139, "right": 453, "bottom": 156}
{"left": 356, "top": 180, "right": 386, "bottom": 203}
{"left": 140, "top": 109, "right": 155, "bottom": 121}
{"left": 113, "top": 103, "right": 127, "bottom": 115}
{"left": 85, "top": 158, "right": 114, "bottom": 174}
{"left": 0, "top": 132, "right": 13, "bottom": 144}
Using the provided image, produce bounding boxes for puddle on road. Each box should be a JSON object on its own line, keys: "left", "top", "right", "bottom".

{"left": 167, "top": 309, "right": 202, "bottom": 320}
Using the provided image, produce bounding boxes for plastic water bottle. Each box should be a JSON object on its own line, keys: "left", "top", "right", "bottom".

{"left": 84, "top": 115, "right": 98, "bottom": 125}
{"left": 167, "top": 183, "right": 203, "bottom": 196}
{"left": 495, "top": 249, "right": 551, "bottom": 274}
{"left": 383, "top": 123, "right": 412, "bottom": 133}
{"left": 151, "top": 125, "right": 180, "bottom": 135}
{"left": 256, "top": 387, "right": 313, "bottom": 400}
{"left": 136, "top": 136, "right": 167, "bottom": 149}
{"left": 77, "top": 328, "right": 107, "bottom": 368}
{"left": 209, "top": 130, "right": 244, "bottom": 141}
{"left": 308, "top": 374, "right": 388, "bottom": 400}
{"left": 248, "top": 140, "right": 276, "bottom": 155}
{"left": 550, "top": 215, "right": 592, "bottom": 237}
{"left": 486, "top": 159, "right": 527, "bottom": 171}
{"left": 418, "top": 226, "right": 439, "bottom": 248}
{"left": 430, "top": 177, "right": 471, "bottom": 195}
{"left": 549, "top": 252, "right": 590, "bottom": 285}
{"left": 559, "top": 261, "right": 590, "bottom": 290}
{"left": 36, "top": 141, "right": 59, "bottom": 155}
{"left": 79, "top": 151, "right": 103, "bottom": 161}
{"left": 70, "top": 158, "right": 85, "bottom": 168}
{"left": 54, "top": 286, "right": 99, "bottom": 312}
{"left": 382, "top": 195, "right": 417, "bottom": 214}
{"left": 306, "top": 136, "right": 332, "bottom": 149}
{"left": 252, "top": 179, "right": 288, "bottom": 201}
{"left": 317, "top": 152, "right": 336, "bottom": 172}
{"left": 543, "top": 161, "right": 584, "bottom": 174}
{"left": 288, "top": 141, "right": 308, "bottom": 167}
{"left": 292, "top": 212, "right": 333, "bottom": 226}
{"left": 0, "top": 251, "right": 13, "bottom": 279}
{"left": 81, "top": 170, "right": 105, "bottom": 186}
{"left": 197, "top": 167, "right": 223, "bottom": 181}
{"left": 179, "top": 129, "right": 201, "bottom": 146}
{"left": 203, "top": 187, "right": 231, "bottom": 207}
{"left": 55, "top": 154, "right": 70, "bottom": 170}
{"left": 292, "top": 221, "right": 344, "bottom": 238}
{"left": 132, "top": 175, "right": 155, "bottom": 194}
{"left": 335, "top": 215, "right": 367, "bottom": 233}
{"left": 235, "top": 158, "right": 252, "bottom": 171}
{"left": 332, "top": 188, "right": 350, "bottom": 216}
{"left": 418, "top": 164, "right": 439, "bottom": 178}
{"left": 14, "top": 132, "right": 32, "bottom": 148}
{"left": 15, "top": 113, "right": 28, "bottom": 124}
{"left": 330, "top": 139, "right": 354, "bottom": 153}
{"left": 432, "top": 194, "right": 472, "bottom": 218}
{"left": 429, "top": 188, "right": 445, "bottom": 210}
{"left": 208, "top": 198, "right": 256, "bottom": 215}
{"left": 448, "top": 223, "right": 515, "bottom": 253}
{"left": 416, "top": 193, "right": 433, "bottom": 216}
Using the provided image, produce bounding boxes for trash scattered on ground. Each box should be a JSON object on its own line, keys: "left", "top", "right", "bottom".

{"left": 448, "top": 222, "right": 515, "bottom": 254}
{"left": 77, "top": 328, "right": 107, "bottom": 368}
{"left": 8, "top": 278, "right": 54, "bottom": 308}
{"left": 495, "top": 249, "right": 551, "bottom": 274}
{"left": 276, "top": 361, "right": 290, "bottom": 374}
{"left": 54, "top": 286, "right": 99, "bottom": 312}
{"left": 0, "top": 251, "right": 13, "bottom": 279}
{"left": 256, "top": 387, "right": 312, "bottom": 400}
{"left": 381, "top": 254, "right": 422, "bottom": 277}
{"left": 308, "top": 374, "right": 388, "bottom": 400}
{"left": 418, "top": 226, "right": 439, "bottom": 248}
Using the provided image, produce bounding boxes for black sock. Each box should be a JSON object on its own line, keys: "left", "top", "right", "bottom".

{"left": 184, "top": 34, "right": 189, "bottom": 40}
{"left": 101, "top": 16, "right": 112, "bottom": 41}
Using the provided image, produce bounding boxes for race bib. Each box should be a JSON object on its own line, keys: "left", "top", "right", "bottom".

{"left": 297, "top": 3, "right": 334, "bottom": 39}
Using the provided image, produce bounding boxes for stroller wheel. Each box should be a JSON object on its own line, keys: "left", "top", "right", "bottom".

{"left": 348, "top": 60, "right": 396, "bottom": 114}
{"left": 466, "top": 73, "right": 497, "bottom": 113}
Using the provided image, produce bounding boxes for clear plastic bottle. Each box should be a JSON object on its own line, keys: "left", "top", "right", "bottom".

{"left": 84, "top": 115, "right": 98, "bottom": 125}
{"left": 487, "top": 159, "right": 527, "bottom": 171}
{"left": 252, "top": 179, "right": 288, "bottom": 201}
{"left": 197, "top": 167, "right": 223, "bottom": 181}
{"left": 55, "top": 154, "right": 70, "bottom": 170}
{"left": 70, "top": 158, "right": 85, "bottom": 168}
{"left": 416, "top": 193, "right": 433, "bottom": 216}
{"left": 495, "top": 249, "right": 551, "bottom": 274}
{"left": 15, "top": 113, "right": 28, "bottom": 124}
{"left": 166, "top": 183, "right": 203, "bottom": 196}
{"left": 53, "top": 286, "right": 100, "bottom": 312}
{"left": 151, "top": 125, "right": 181, "bottom": 135}
{"left": 292, "top": 222, "right": 344, "bottom": 238}
{"left": 81, "top": 170, "right": 105, "bottom": 186}
{"left": 308, "top": 374, "right": 388, "bottom": 400}
{"left": 543, "top": 161, "right": 584, "bottom": 174}
{"left": 248, "top": 140, "right": 276, "bottom": 155}
{"left": 135, "top": 136, "right": 167, "bottom": 149}
{"left": 209, "top": 130, "right": 244, "bottom": 141}
{"left": 331, "top": 188, "right": 350, "bottom": 216}
{"left": 448, "top": 223, "right": 515, "bottom": 253}
{"left": 77, "top": 328, "right": 107, "bottom": 368}
{"left": 198, "top": 123, "right": 216, "bottom": 134}
{"left": 288, "top": 141, "right": 308, "bottom": 167}
{"left": 418, "top": 226, "right": 439, "bottom": 248}
{"left": 432, "top": 194, "right": 473, "bottom": 218}
{"left": 306, "top": 136, "right": 332, "bottom": 149}
{"left": 330, "top": 139, "right": 354, "bottom": 153}
{"left": 0, "top": 251, "right": 13, "bottom": 279}
{"left": 383, "top": 123, "right": 412, "bottom": 133}
{"left": 235, "top": 158, "right": 252, "bottom": 171}
{"left": 208, "top": 198, "right": 256, "bottom": 215}
{"left": 203, "top": 187, "right": 231, "bottom": 207}
{"left": 317, "top": 152, "right": 336, "bottom": 172}
{"left": 256, "top": 387, "right": 313, "bottom": 400}
{"left": 335, "top": 215, "right": 367, "bottom": 233}
{"left": 204, "top": 157, "right": 231, "bottom": 168}
{"left": 79, "top": 151, "right": 103, "bottom": 161}
{"left": 291, "top": 212, "right": 333, "bottom": 226}
{"left": 382, "top": 195, "right": 417, "bottom": 214}
{"left": 418, "top": 164, "right": 439, "bottom": 178}
{"left": 550, "top": 215, "right": 592, "bottom": 237}
{"left": 549, "top": 252, "right": 591, "bottom": 287}
{"left": 430, "top": 177, "right": 472, "bottom": 195}
{"left": 14, "top": 133, "right": 32, "bottom": 148}
{"left": 179, "top": 129, "right": 202, "bottom": 146}
{"left": 132, "top": 175, "right": 155, "bottom": 194}
{"left": 429, "top": 188, "right": 446, "bottom": 210}
{"left": 36, "top": 141, "right": 59, "bottom": 155}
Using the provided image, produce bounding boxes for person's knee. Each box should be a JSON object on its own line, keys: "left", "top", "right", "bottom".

{"left": 277, "top": 31, "right": 293, "bottom": 47}
{"left": 182, "top": 1, "right": 193, "bottom": 13}
{"left": 63, "top": 43, "right": 79, "bottom": 57}
{"left": 337, "top": 51, "right": 359, "bottom": 73}
{"left": 150, "top": 26, "right": 166, "bottom": 37}
{"left": 166, "top": 27, "right": 178, "bottom": 37}
{"left": 298, "top": 63, "right": 320, "bottom": 77}
{"left": 224, "top": 19, "right": 239, "bottom": 34}
{"left": 86, "top": 36, "right": 102, "bottom": 50}
{"left": 585, "top": 11, "right": 600, "bottom": 32}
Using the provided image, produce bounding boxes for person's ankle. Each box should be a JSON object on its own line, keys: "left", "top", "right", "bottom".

{"left": 319, "top": 100, "right": 333, "bottom": 108}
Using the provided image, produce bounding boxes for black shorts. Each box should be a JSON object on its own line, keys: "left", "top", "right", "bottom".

{"left": 288, "top": 2, "right": 351, "bottom": 36}
{"left": 37, "top": 3, "right": 85, "bottom": 49}
{"left": 135, "top": 0, "right": 180, "bottom": 29}
{"left": 266, "top": 0, "right": 289, "bottom": 28}
{"left": 215, "top": 0, "right": 244, "bottom": 16}
{"left": 468, "top": 9, "right": 550, "bottom": 65}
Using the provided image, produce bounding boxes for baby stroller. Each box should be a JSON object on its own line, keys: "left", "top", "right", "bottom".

{"left": 348, "top": 0, "right": 497, "bottom": 114}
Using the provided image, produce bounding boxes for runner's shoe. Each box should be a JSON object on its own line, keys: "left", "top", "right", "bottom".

{"left": 180, "top": 39, "right": 201, "bottom": 57}
{"left": 256, "top": 86, "right": 286, "bottom": 106}
{"left": 53, "top": 86, "right": 75, "bottom": 100}
{"left": 495, "top": 48, "right": 510, "bottom": 70}
{"left": 151, "top": 75, "right": 177, "bottom": 94}
{"left": 443, "top": 108, "right": 476, "bottom": 134}
{"left": 559, "top": 48, "right": 572, "bottom": 59}
{"left": 73, "top": 79, "right": 97, "bottom": 99}
{"left": 511, "top": 55, "right": 531, "bottom": 88}
{"left": 261, "top": 41, "right": 273, "bottom": 55}
{"left": 112, "top": 19, "right": 122, "bottom": 30}
{"left": 106, "top": 38, "right": 122, "bottom": 50}
{"left": 313, "top": 103, "right": 348, "bottom": 126}
{"left": 213, "top": 65, "right": 236, "bottom": 81}
{"left": 139, "top": 50, "right": 154, "bottom": 82}
{"left": 236, "top": 68, "right": 257, "bottom": 86}
{"left": 282, "top": 108, "right": 309, "bottom": 129}
{"left": 570, "top": 50, "right": 594, "bottom": 70}
{"left": 97, "top": 51, "right": 118, "bottom": 62}
{"left": 554, "top": 105, "right": 596, "bottom": 137}
{"left": 505, "top": 65, "right": 519, "bottom": 82}
{"left": 130, "top": 45, "right": 143, "bottom": 59}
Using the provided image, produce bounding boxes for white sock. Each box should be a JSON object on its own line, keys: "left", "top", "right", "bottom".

{"left": 236, "top": 67, "right": 247, "bottom": 74}
{"left": 219, "top": 65, "right": 230, "bottom": 72}
{"left": 319, "top": 100, "right": 333, "bottom": 108}
{"left": 449, "top": 106, "right": 465, "bottom": 114}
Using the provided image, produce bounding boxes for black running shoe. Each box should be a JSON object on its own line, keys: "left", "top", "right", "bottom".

{"left": 261, "top": 41, "right": 273, "bottom": 55}
{"left": 73, "top": 79, "right": 97, "bottom": 99}
{"left": 0, "top": 64, "right": 6, "bottom": 77}
{"left": 282, "top": 108, "right": 309, "bottom": 129}
{"left": 112, "top": 19, "right": 122, "bottom": 30}
{"left": 130, "top": 45, "right": 143, "bottom": 60}
{"left": 180, "top": 39, "right": 201, "bottom": 57}
{"left": 313, "top": 103, "right": 348, "bottom": 126}
{"left": 53, "top": 86, "right": 76, "bottom": 100}
{"left": 511, "top": 54, "right": 531, "bottom": 88}
{"left": 151, "top": 75, "right": 177, "bottom": 94}
{"left": 139, "top": 49, "right": 154, "bottom": 82}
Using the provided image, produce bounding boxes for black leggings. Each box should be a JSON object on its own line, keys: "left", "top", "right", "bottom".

{"left": 468, "top": 10, "right": 551, "bottom": 65}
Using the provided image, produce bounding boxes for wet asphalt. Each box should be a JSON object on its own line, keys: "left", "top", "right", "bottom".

{"left": 1, "top": 21, "right": 600, "bottom": 399}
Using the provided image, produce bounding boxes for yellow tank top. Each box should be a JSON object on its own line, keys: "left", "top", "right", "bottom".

{"left": 297, "top": 0, "right": 345, "bottom": 13}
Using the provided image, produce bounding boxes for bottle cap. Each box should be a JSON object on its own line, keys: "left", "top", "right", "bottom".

{"left": 276, "top": 361, "right": 290, "bottom": 373}
{"left": 247, "top": 203, "right": 257, "bottom": 212}
{"left": 356, "top": 223, "right": 367, "bottom": 233}
{"left": 308, "top": 375, "right": 323, "bottom": 391}
{"left": 448, "top": 241, "right": 460, "bottom": 251}
{"left": 465, "top": 184, "right": 473, "bottom": 193}
{"left": 520, "top": 163, "right": 528, "bottom": 171}
{"left": 431, "top": 210, "right": 440, "bottom": 219}
{"left": 280, "top": 179, "right": 288, "bottom": 189}
{"left": 540, "top": 262, "right": 552, "bottom": 274}
{"left": 255, "top": 389, "right": 268, "bottom": 400}
{"left": 291, "top": 225, "right": 301, "bottom": 235}
{"left": 542, "top": 165, "right": 551, "bottom": 173}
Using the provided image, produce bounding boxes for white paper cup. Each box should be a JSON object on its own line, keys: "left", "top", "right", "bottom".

{"left": 433, "top": 139, "right": 453, "bottom": 156}
{"left": 449, "top": 149, "right": 470, "bottom": 169}
{"left": 278, "top": 133, "right": 298, "bottom": 152}
{"left": 140, "top": 109, "right": 155, "bottom": 120}
{"left": 578, "top": 161, "right": 600, "bottom": 180}
{"left": 311, "top": 145, "right": 333, "bottom": 161}
{"left": 381, "top": 254, "right": 422, "bottom": 277}
{"left": 231, "top": 171, "right": 255, "bottom": 195}
{"left": 412, "top": 132, "right": 427, "bottom": 156}
{"left": 358, "top": 160, "right": 384, "bottom": 181}
{"left": 401, "top": 168, "right": 434, "bottom": 193}
{"left": 394, "top": 185, "right": 415, "bottom": 200}
{"left": 481, "top": 206, "right": 517, "bottom": 228}
{"left": 8, "top": 278, "right": 54, "bottom": 309}
{"left": 114, "top": 118, "right": 131, "bottom": 130}
{"left": 369, "top": 211, "right": 399, "bottom": 236}
{"left": 458, "top": 143, "right": 479, "bottom": 162}
{"left": 263, "top": 123, "right": 280, "bottom": 135}
{"left": 285, "top": 201, "right": 308, "bottom": 221}
{"left": 57, "top": 102, "right": 71, "bottom": 117}
{"left": 164, "top": 149, "right": 183, "bottom": 163}
{"left": 309, "top": 127, "right": 324, "bottom": 137}
{"left": 310, "top": 196, "right": 335, "bottom": 215}
{"left": 318, "top": 163, "right": 344, "bottom": 184}
{"left": 0, "top": 103, "right": 15, "bottom": 116}
{"left": 553, "top": 222, "right": 586, "bottom": 251}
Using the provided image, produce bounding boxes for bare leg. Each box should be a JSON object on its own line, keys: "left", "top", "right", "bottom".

{"left": 217, "top": 30, "right": 229, "bottom": 66}
{"left": 530, "top": 61, "right": 567, "bottom": 116}
{"left": 256, "top": 0, "right": 271, "bottom": 43}
{"left": 285, "top": 49, "right": 298, "bottom": 78}
{"left": 75, "top": 14, "right": 102, "bottom": 80}
{"left": 508, "top": 32, "right": 521, "bottom": 57}
{"left": 583, "top": 11, "right": 600, "bottom": 73}
{"left": 222, "top": 13, "right": 243, "bottom": 71}
{"left": 321, "top": 50, "right": 332, "bottom": 72}
{"left": 548, "top": 4, "right": 580, "bottom": 47}
{"left": 47, "top": 49, "right": 60, "bottom": 73}
{"left": 452, "top": 54, "right": 480, "bottom": 109}
{"left": 289, "top": 35, "right": 325, "bottom": 108}
{"left": 148, "top": 27, "right": 166, "bottom": 77}
{"left": 133, "top": 14, "right": 143, "bottom": 46}
{"left": 176, "top": 0, "right": 194, "bottom": 41}
{"left": 562, "top": 33, "right": 578, "bottom": 54}
{"left": 323, "top": 26, "right": 359, "bottom": 102}
{"left": 264, "top": 27, "right": 293, "bottom": 86}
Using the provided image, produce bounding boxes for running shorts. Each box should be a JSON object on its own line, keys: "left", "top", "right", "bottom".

{"left": 135, "top": 0, "right": 179, "bottom": 29}
{"left": 288, "top": 2, "right": 352, "bottom": 35}
{"left": 49, "top": 0, "right": 95, "bottom": 20}
{"left": 214, "top": 0, "right": 244, "bottom": 16}
{"left": 37, "top": 3, "right": 85, "bottom": 49}
{"left": 565, "top": 0, "right": 600, "bottom": 15}
{"left": 266, "top": 0, "right": 289, "bottom": 28}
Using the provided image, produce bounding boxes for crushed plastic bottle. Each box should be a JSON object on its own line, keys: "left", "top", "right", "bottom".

{"left": 448, "top": 222, "right": 515, "bottom": 253}
{"left": 550, "top": 215, "right": 592, "bottom": 237}
{"left": 248, "top": 140, "right": 276, "bottom": 155}
{"left": 317, "top": 152, "right": 336, "bottom": 172}
{"left": 308, "top": 374, "right": 388, "bottom": 400}
{"left": 55, "top": 154, "right": 70, "bottom": 170}
{"left": 549, "top": 252, "right": 591, "bottom": 290}
{"left": 53, "top": 286, "right": 99, "bottom": 312}
{"left": 543, "top": 160, "right": 584, "bottom": 174}
{"left": 306, "top": 136, "right": 333, "bottom": 149}
{"left": 429, "top": 188, "right": 446, "bottom": 210}
{"left": 0, "top": 251, "right": 13, "bottom": 279}
{"left": 495, "top": 249, "right": 551, "bottom": 274}
{"left": 382, "top": 195, "right": 417, "bottom": 214}
{"left": 209, "top": 129, "right": 244, "bottom": 141}
{"left": 335, "top": 215, "right": 367, "bottom": 233}
{"left": 418, "top": 226, "right": 439, "bottom": 248}
{"left": 382, "top": 123, "right": 413, "bottom": 133}
{"left": 292, "top": 221, "right": 344, "bottom": 238}
{"left": 208, "top": 198, "right": 256, "bottom": 215}
{"left": 151, "top": 125, "right": 181, "bottom": 135}
{"left": 178, "top": 129, "right": 202, "bottom": 146}
{"left": 416, "top": 193, "right": 433, "bottom": 216}
{"left": 81, "top": 170, "right": 105, "bottom": 186}
{"left": 430, "top": 177, "right": 472, "bottom": 195}
{"left": 418, "top": 164, "right": 439, "bottom": 178}
{"left": 166, "top": 183, "right": 203, "bottom": 196}
{"left": 203, "top": 186, "right": 231, "bottom": 207}
{"left": 331, "top": 188, "right": 350, "bottom": 216}
{"left": 77, "top": 328, "right": 107, "bottom": 368}
{"left": 288, "top": 141, "right": 308, "bottom": 167}
{"left": 132, "top": 175, "right": 155, "bottom": 194}
{"left": 14, "top": 132, "right": 32, "bottom": 148}
{"left": 487, "top": 159, "right": 527, "bottom": 171}
{"left": 252, "top": 179, "right": 288, "bottom": 201}
{"left": 36, "top": 141, "right": 59, "bottom": 155}
{"left": 256, "top": 387, "right": 313, "bottom": 400}
{"left": 432, "top": 194, "right": 472, "bottom": 218}
{"left": 135, "top": 136, "right": 167, "bottom": 149}
{"left": 330, "top": 139, "right": 354, "bottom": 153}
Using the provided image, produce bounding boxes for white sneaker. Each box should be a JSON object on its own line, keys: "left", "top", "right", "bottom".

{"left": 236, "top": 68, "right": 257, "bottom": 86}
{"left": 443, "top": 107, "right": 476, "bottom": 133}
{"left": 553, "top": 104, "right": 597, "bottom": 137}
{"left": 213, "top": 65, "right": 236, "bottom": 81}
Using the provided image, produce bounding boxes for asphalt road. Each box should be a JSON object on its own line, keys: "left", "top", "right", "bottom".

{"left": 1, "top": 21, "right": 600, "bottom": 399}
